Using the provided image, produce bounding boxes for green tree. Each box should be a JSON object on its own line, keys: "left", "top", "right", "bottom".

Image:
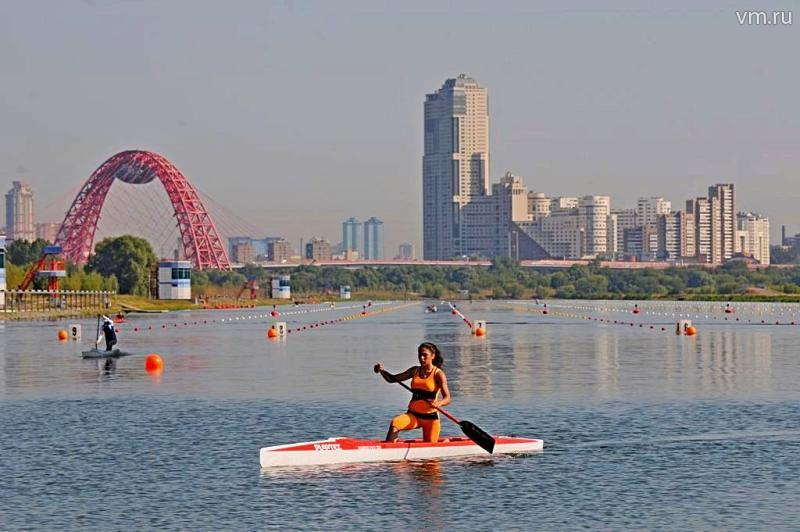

{"left": 575, "top": 274, "right": 609, "bottom": 298}
{"left": 86, "top": 235, "right": 158, "bottom": 295}
{"left": 6, "top": 238, "right": 49, "bottom": 266}
{"left": 687, "top": 270, "right": 714, "bottom": 289}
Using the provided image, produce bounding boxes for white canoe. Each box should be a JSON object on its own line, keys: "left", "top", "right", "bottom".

{"left": 260, "top": 435, "right": 543, "bottom": 467}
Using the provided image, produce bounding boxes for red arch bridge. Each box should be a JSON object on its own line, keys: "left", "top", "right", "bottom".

{"left": 55, "top": 150, "right": 231, "bottom": 270}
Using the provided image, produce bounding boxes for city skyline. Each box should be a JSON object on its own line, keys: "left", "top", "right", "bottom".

{"left": 1, "top": 1, "right": 797, "bottom": 252}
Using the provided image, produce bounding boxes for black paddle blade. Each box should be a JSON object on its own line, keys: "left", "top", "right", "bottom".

{"left": 459, "top": 420, "right": 496, "bottom": 454}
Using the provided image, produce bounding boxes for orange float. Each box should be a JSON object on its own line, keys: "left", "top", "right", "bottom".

{"left": 145, "top": 353, "right": 164, "bottom": 372}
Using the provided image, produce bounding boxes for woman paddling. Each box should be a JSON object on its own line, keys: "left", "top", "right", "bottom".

{"left": 374, "top": 342, "right": 452, "bottom": 443}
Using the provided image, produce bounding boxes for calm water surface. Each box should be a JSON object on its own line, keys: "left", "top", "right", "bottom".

{"left": 2, "top": 300, "right": 800, "bottom": 530}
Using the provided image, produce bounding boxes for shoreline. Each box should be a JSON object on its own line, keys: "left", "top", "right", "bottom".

{"left": 3, "top": 292, "right": 800, "bottom": 321}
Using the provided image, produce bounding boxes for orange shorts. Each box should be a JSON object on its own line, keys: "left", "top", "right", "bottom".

{"left": 390, "top": 411, "right": 441, "bottom": 443}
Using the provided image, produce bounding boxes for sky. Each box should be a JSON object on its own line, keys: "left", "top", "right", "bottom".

{"left": 1, "top": 0, "right": 798, "bottom": 254}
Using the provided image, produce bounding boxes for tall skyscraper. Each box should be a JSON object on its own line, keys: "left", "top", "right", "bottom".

{"left": 686, "top": 197, "right": 712, "bottom": 262}
{"left": 363, "top": 217, "right": 384, "bottom": 260}
{"left": 342, "top": 217, "right": 361, "bottom": 258}
{"left": 5, "top": 181, "right": 35, "bottom": 242}
{"left": 708, "top": 184, "right": 735, "bottom": 264}
{"left": 423, "top": 74, "right": 489, "bottom": 259}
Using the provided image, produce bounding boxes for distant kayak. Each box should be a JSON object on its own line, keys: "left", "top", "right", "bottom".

{"left": 81, "top": 348, "right": 135, "bottom": 359}
{"left": 260, "top": 435, "right": 543, "bottom": 467}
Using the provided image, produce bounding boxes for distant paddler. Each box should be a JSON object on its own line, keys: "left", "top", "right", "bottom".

{"left": 96, "top": 315, "right": 118, "bottom": 352}
{"left": 374, "top": 342, "right": 452, "bottom": 443}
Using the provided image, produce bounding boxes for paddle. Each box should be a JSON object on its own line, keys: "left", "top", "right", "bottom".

{"left": 94, "top": 314, "right": 101, "bottom": 351}
{"left": 376, "top": 368, "right": 496, "bottom": 454}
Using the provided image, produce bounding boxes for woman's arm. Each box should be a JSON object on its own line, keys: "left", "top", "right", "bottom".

{"left": 432, "top": 370, "right": 451, "bottom": 408}
{"left": 373, "top": 364, "right": 417, "bottom": 383}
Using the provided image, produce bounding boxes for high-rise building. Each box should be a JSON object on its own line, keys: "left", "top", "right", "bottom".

{"left": 657, "top": 211, "right": 694, "bottom": 260}
{"left": 35, "top": 222, "right": 60, "bottom": 243}
{"left": 637, "top": 197, "right": 671, "bottom": 227}
{"left": 232, "top": 242, "right": 255, "bottom": 264}
{"left": 527, "top": 192, "right": 550, "bottom": 220}
{"left": 490, "top": 172, "right": 532, "bottom": 258}
{"left": 423, "top": 74, "right": 489, "bottom": 259}
{"left": 516, "top": 195, "right": 613, "bottom": 259}
{"left": 228, "top": 236, "right": 251, "bottom": 259}
{"left": 5, "top": 181, "right": 35, "bottom": 242}
{"left": 686, "top": 197, "right": 712, "bottom": 262}
{"left": 363, "top": 217, "right": 384, "bottom": 260}
{"left": 708, "top": 184, "right": 735, "bottom": 264}
{"left": 306, "top": 237, "right": 332, "bottom": 261}
{"left": 342, "top": 217, "right": 361, "bottom": 257}
{"left": 397, "top": 243, "right": 415, "bottom": 260}
{"left": 610, "top": 208, "right": 637, "bottom": 254}
{"left": 579, "top": 196, "right": 611, "bottom": 257}
{"left": 735, "top": 212, "right": 770, "bottom": 265}
{"left": 267, "top": 239, "right": 293, "bottom": 263}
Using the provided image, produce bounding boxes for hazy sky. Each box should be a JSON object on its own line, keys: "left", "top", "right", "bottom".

{"left": 1, "top": 0, "right": 797, "bottom": 253}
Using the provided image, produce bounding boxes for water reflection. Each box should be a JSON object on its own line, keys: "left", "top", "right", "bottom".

{"left": 425, "top": 302, "right": 778, "bottom": 402}
{"left": 0, "top": 302, "right": 788, "bottom": 402}
{"left": 682, "top": 329, "right": 772, "bottom": 395}
{"left": 96, "top": 357, "right": 118, "bottom": 378}
{"left": 444, "top": 333, "right": 493, "bottom": 400}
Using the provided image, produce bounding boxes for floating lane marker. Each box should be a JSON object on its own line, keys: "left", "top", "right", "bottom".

{"left": 282, "top": 302, "right": 417, "bottom": 335}
{"left": 507, "top": 300, "right": 798, "bottom": 329}
{"left": 116, "top": 302, "right": 398, "bottom": 334}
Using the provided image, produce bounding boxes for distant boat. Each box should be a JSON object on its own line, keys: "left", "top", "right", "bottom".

{"left": 81, "top": 348, "right": 135, "bottom": 359}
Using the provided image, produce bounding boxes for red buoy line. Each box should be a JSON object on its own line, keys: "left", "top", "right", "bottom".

{"left": 509, "top": 301, "right": 676, "bottom": 332}
{"left": 277, "top": 302, "right": 417, "bottom": 336}
{"left": 509, "top": 301, "right": 799, "bottom": 333}
{"left": 510, "top": 300, "right": 799, "bottom": 326}
{"left": 114, "top": 302, "right": 396, "bottom": 335}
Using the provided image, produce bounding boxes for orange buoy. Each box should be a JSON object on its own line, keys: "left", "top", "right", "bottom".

{"left": 475, "top": 327, "right": 486, "bottom": 337}
{"left": 145, "top": 354, "right": 164, "bottom": 372}
{"left": 267, "top": 327, "right": 278, "bottom": 338}
{"left": 57, "top": 330, "right": 68, "bottom": 341}
{"left": 685, "top": 325, "right": 697, "bottom": 336}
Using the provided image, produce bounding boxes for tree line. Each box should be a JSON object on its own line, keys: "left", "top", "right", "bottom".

{"left": 7, "top": 236, "right": 800, "bottom": 300}
{"left": 229, "top": 257, "right": 800, "bottom": 301}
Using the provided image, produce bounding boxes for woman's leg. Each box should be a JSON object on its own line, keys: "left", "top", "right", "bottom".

{"left": 421, "top": 419, "right": 441, "bottom": 443}
{"left": 386, "top": 413, "right": 419, "bottom": 442}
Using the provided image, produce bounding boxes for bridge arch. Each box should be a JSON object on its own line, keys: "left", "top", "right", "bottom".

{"left": 55, "top": 150, "right": 231, "bottom": 269}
